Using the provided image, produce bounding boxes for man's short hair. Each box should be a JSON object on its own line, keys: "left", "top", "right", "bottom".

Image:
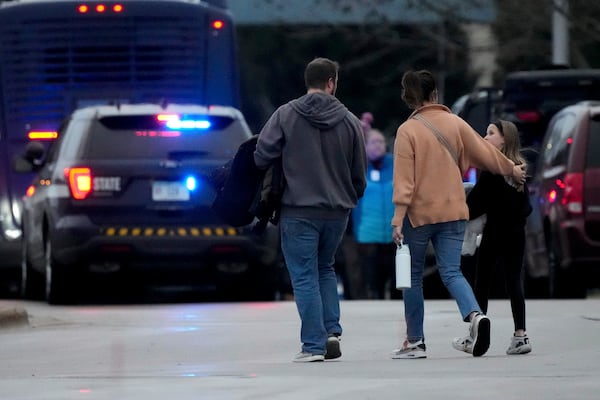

{"left": 304, "top": 58, "right": 339, "bottom": 90}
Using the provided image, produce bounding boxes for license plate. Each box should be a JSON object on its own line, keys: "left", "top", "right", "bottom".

{"left": 152, "top": 181, "right": 190, "bottom": 201}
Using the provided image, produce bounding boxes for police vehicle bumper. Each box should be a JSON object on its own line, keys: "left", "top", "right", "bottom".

{"left": 49, "top": 215, "right": 273, "bottom": 275}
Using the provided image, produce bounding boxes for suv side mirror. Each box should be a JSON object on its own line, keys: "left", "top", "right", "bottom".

{"left": 13, "top": 142, "right": 45, "bottom": 173}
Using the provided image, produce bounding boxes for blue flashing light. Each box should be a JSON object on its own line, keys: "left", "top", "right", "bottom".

{"left": 185, "top": 176, "right": 197, "bottom": 191}
{"left": 466, "top": 168, "right": 478, "bottom": 184}
{"left": 157, "top": 114, "right": 211, "bottom": 130}
{"left": 165, "top": 119, "right": 211, "bottom": 130}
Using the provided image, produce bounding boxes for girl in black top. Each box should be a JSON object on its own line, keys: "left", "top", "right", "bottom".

{"left": 455, "top": 120, "right": 533, "bottom": 355}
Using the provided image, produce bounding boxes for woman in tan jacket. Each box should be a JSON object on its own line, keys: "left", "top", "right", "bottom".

{"left": 390, "top": 70, "right": 526, "bottom": 359}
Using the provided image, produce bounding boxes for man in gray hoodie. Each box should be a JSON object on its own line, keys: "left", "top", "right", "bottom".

{"left": 255, "top": 57, "right": 367, "bottom": 362}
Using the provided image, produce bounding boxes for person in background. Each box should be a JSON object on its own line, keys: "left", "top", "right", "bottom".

{"left": 390, "top": 69, "right": 527, "bottom": 359}
{"left": 360, "top": 112, "right": 374, "bottom": 137}
{"left": 454, "top": 120, "right": 533, "bottom": 355}
{"left": 254, "top": 57, "right": 367, "bottom": 363}
{"left": 334, "top": 111, "right": 377, "bottom": 300}
{"left": 352, "top": 128, "right": 400, "bottom": 299}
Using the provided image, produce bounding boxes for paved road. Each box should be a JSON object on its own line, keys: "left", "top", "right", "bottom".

{"left": 0, "top": 298, "right": 598, "bottom": 399}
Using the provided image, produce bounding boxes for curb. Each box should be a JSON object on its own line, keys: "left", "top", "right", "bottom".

{"left": 0, "top": 305, "right": 29, "bottom": 328}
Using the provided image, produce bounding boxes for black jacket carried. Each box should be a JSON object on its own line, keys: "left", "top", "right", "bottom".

{"left": 211, "top": 135, "right": 284, "bottom": 233}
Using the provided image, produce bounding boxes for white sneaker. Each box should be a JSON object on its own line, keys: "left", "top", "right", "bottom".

{"left": 470, "top": 313, "right": 491, "bottom": 357}
{"left": 391, "top": 339, "right": 427, "bottom": 359}
{"left": 292, "top": 352, "right": 324, "bottom": 363}
{"left": 506, "top": 335, "right": 532, "bottom": 355}
{"left": 452, "top": 335, "right": 473, "bottom": 354}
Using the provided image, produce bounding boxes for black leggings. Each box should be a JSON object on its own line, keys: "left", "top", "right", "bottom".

{"left": 474, "top": 227, "right": 526, "bottom": 331}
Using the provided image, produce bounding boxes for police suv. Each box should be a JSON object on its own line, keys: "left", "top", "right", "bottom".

{"left": 14, "top": 104, "right": 278, "bottom": 303}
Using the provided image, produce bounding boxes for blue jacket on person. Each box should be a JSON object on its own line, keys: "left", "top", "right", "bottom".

{"left": 352, "top": 153, "right": 395, "bottom": 244}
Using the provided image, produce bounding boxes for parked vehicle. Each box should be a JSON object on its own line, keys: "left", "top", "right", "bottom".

{"left": 496, "top": 69, "right": 600, "bottom": 164}
{"left": 14, "top": 103, "right": 279, "bottom": 304}
{"left": 0, "top": 0, "right": 240, "bottom": 285}
{"left": 524, "top": 101, "right": 600, "bottom": 298}
{"left": 451, "top": 87, "right": 502, "bottom": 137}
{"left": 453, "top": 70, "right": 600, "bottom": 298}
{"left": 451, "top": 88, "right": 503, "bottom": 184}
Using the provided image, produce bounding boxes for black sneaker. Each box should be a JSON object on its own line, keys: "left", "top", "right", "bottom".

{"left": 470, "top": 313, "right": 491, "bottom": 357}
{"left": 325, "top": 334, "right": 341, "bottom": 360}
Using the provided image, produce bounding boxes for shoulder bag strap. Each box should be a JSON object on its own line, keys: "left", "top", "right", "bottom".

{"left": 412, "top": 114, "right": 459, "bottom": 166}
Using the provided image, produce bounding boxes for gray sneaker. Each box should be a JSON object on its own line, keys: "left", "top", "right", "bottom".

{"left": 325, "top": 334, "right": 342, "bottom": 360}
{"left": 470, "top": 313, "right": 491, "bottom": 357}
{"left": 452, "top": 335, "right": 473, "bottom": 354}
{"left": 391, "top": 339, "right": 427, "bottom": 359}
{"left": 506, "top": 335, "right": 532, "bottom": 355}
{"left": 292, "top": 352, "right": 324, "bottom": 363}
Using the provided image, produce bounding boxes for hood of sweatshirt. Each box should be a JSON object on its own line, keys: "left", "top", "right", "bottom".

{"left": 289, "top": 92, "right": 349, "bottom": 130}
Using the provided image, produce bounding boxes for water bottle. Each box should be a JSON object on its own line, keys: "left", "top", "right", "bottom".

{"left": 395, "top": 241, "right": 411, "bottom": 289}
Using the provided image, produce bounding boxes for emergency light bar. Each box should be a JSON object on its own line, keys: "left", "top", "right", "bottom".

{"left": 156, "top": 114, "right": 211, "bottom": 130}
{"left": 77, "top": 4, "right": 124, "bottom": 13}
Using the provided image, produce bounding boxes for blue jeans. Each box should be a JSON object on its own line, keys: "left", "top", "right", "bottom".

{"left": 402, "top": 219, "right": 481, "bottom": 342}
{"left": 280, "top": 216, "right": 347, "bottom": 354}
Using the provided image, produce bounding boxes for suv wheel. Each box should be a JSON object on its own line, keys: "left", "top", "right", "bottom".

{"left": 547, "top": 235, "right": 586, "bottom": 298}
{"left": 44, "top": 236, "right": 72, "bottom": 304}
{"left": 215, "top": 263, "right": 277, "bottom": 301}
{"left": 21, "top": 236, "right": 43, "bottom": 300}
{"left": 523, "top": 267, "right": 550, "bottom": 299}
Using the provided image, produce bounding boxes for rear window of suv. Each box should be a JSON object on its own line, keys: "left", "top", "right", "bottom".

{"left": 505, "top": 82, "right": 600, "bottom": 112}
{"left": 586, "top": 117, "right": 600, "bottom": 168}
{"left": 83, "top": 115, "right": 248, "bottom": 160}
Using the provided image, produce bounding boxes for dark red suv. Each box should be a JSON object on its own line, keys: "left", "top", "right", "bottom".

{"left": 525, "top": 101, "right": 600, "bottom": 298}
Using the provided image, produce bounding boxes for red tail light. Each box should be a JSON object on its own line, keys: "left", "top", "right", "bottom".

{"left": 562, "top": 172, "right": 583, "bottom": 214}
{"left": 515, "top": 111, "right": 541, "bottom": 123}
{"left": 64, "top": 167, "right": 92, "bottom": 200}
{"left": 25, "top": 185, "right": 35, "bottom": 198}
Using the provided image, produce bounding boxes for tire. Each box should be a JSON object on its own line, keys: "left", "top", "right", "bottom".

{"left": 21, "top": 237, "right": 44, "bottom": 300}
{"left": 546, "top": 233, "right": 558, "bottom": 298}
{"left": 216, "top": 263, "right": 277, "bottom": 302}
{"left": 564, "top": 265, "right": 588, "bottom": 299}
{"left": 44, "top": 237, "right": 72, "bottom": 304}
{"left": 547, "top": 236, "right": 586, "bottom": 299}
{"left": 524, "top": 274, "right": 550, "bottom": 299}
